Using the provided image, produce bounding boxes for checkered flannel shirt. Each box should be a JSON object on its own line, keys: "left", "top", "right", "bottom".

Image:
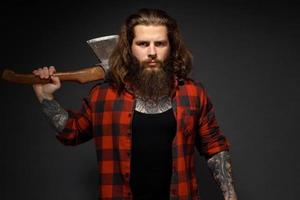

{"left": 56, "top": 78, "right": 230, "bottom": 200}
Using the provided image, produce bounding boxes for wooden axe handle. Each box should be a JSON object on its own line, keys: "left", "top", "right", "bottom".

{"left": 1, "top": 65, "right": 105, "bottom": 84}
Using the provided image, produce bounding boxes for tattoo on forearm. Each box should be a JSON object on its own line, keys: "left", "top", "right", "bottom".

{"left": 207, "top": 151, "right": 237, "bottom": 199}
{"left": 41, "top": 99, "right": 69, "bottom": 132}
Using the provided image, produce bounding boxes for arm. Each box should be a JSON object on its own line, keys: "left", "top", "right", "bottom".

{"left": 41, "top": 99, "right": 69, "bottom": 132}
{"left": 194, "top": 82, "right": 237, "bottom": 199}
{"left": 33, "top": 66, "right": 93, "bottom": 145}
{"left": 33, "top": 66, "right": 68, "bottom": 132}
{"left": 207, "top": 151, "right": 238, "bottom": 200}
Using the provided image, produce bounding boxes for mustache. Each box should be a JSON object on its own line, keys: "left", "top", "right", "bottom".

{"left": 142, "top": 58, "right": 162, "bottom": 64}
{"left": 141, "top": 59, "right": 165, "bottom": 69}
{"left": 146, "top": 58, "right": 159, "bottom": 62}
{"left": 128, "top": 55, "right": 174, "bottom": 74}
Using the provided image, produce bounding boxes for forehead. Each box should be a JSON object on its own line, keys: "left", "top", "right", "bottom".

{"left": 133, "top": 25, "right": 168, "bottom": 41}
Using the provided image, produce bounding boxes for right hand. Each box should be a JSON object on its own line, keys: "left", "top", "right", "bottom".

{"left": 32, "top": 66, "right": 61, "bottom": 102}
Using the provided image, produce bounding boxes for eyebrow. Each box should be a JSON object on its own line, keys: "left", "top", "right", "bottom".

{"left": 134, "top": 40, "right": 169, "bottom": 44}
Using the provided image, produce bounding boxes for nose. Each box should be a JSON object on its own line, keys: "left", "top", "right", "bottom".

{"left": 148, "top": 44, "right": 157, "bottom": 59}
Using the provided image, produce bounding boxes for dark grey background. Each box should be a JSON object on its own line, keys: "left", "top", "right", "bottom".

{"left": 1, "top": 1, "right": 299, "bottom": 200}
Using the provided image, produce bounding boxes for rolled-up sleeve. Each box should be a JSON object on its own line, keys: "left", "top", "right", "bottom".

{"left": 195, "top": 83, "right": 230, "bottom": 158}
{"left": 56, "top": 93, "right": 94, "bottom": 146}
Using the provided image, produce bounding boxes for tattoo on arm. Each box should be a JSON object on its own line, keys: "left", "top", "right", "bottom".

{"left": 207, "top": 151, "right": 237, "bottom": 199}
{"left": 41, "top": 99, "right": 69, "bottom": 132}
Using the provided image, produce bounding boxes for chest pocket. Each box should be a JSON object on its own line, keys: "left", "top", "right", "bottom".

{"left": 182, "top": 108, "right": 199, "bottom": 137}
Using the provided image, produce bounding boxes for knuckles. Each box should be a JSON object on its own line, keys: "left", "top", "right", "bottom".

{"left": 32, "top": 66, "right": 56, "bottom": 78}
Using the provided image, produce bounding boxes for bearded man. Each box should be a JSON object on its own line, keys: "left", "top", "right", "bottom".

{"left": 32, "top": 8, "right": 238, "bottom": 200}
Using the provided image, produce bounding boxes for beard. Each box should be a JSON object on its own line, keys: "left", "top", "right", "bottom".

{"left": 128, "top": 56, "right": 174, "bottom": 102}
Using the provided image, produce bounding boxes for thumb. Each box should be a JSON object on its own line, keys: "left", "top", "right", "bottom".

{"left": 51, "top": 75, "right": 61, "bottom": 87}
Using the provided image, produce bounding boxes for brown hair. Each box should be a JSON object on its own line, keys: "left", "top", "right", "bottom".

{"left": 107, "top": 8, "right": 193, "bottom": 94}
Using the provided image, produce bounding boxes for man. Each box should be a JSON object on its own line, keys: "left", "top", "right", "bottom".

{"left": 32, "top": 8, "right": 237, "bottom": 200}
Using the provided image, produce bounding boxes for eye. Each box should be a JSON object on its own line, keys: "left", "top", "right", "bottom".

{"left": 155, "top": 42, "right": 163, "bottom": 46}
{"left": 137, "top": 42, "right": 149, "bottom": 47}
{"left": 155, "top": 41, "right": 167, "bottom": 47}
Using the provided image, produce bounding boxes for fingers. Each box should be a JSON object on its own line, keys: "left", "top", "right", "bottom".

{"left": 32, "top": 67, "right": 47, "bottom": 78}
{"left": 32, "top": 69, "right": 39, "bottom": 76}
{"left": 32, "top": 66, "right": 56, "bottom": 79}
{"left": 49, "top": 66, "right": 56, "bottom": 76}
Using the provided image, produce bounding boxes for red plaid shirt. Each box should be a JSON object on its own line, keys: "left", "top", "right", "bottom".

{"left": 56, "top": 78, "right": 230, "bottom": 200}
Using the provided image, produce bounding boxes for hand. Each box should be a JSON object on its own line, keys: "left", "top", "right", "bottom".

{"left": 32, "top": 66, "right": 61, "bottom": 102}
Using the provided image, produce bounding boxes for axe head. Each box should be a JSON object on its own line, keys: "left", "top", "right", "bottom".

{"left": 87, "top": 35, "right": 118, "bottom": 72}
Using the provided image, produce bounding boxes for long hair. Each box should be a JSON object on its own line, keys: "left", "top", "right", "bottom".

{"left": 107, "top": 8, "right": 193, "bottom": 94}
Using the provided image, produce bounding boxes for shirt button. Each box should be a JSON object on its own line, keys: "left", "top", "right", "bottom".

{"left": 125, "top": 173, "right": 129, "bottom": 178}
{"left": 127, "top": 152, "right": 131, "bottom": 157}
{"left": 128, "top": 113, "right": 132, "bottom": 117}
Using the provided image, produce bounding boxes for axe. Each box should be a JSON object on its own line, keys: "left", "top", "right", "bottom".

{"left": 0, "top": 35, "right": 118, "bottom": 84}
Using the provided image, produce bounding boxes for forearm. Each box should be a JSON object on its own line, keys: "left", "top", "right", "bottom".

{"left": 41, "top": 99, "right": 69, "bottom": 132}
{"left": 207, "top": 151, "right": 238, "bottom": 200}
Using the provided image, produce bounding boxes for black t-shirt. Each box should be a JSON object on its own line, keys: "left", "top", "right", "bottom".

{"left": 129, "top": 108, "right": 177, "bottom": 200}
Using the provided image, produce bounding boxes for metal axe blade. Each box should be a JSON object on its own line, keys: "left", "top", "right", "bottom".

{"left": 87, "top": 35, "right": 119, "bottom": 72}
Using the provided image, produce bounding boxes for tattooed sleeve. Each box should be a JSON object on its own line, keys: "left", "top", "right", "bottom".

{"left": 41, "top": 99, "right": 69, "bottom": 132}
{"left": 207, "top": 151, "right": 237, "bottom": 199}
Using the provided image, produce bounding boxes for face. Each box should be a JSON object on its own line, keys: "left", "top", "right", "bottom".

{"left": 131, "top": 25, "right": 170, "bottom": 71}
